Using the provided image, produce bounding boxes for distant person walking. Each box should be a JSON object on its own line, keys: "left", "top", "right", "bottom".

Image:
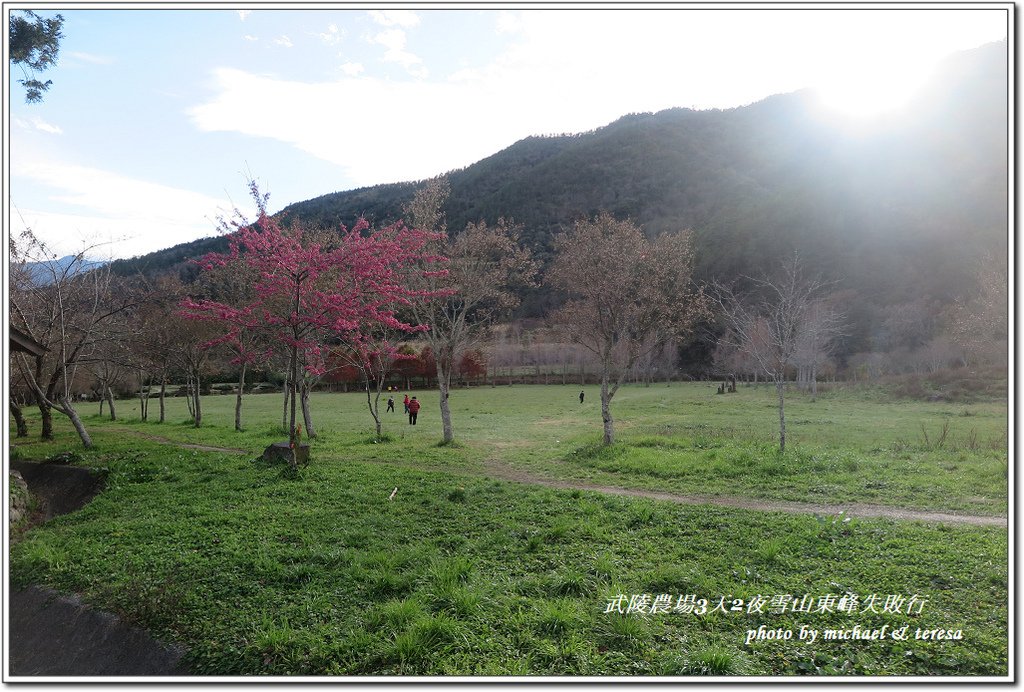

{"left": 403, "top": 394, "right": 410, "bottom": 414}
{"left": 387, "top": 396, "right": 395, "bottom": 413}
{"left": 408, "top": 396, "right": 421, "bottom": 425}
{"left": 579, "top": 391, "right": 585, "bottom": 404}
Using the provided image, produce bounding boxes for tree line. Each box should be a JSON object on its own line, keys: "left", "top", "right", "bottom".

{"left": 9, "top": 177, "right": 1006, "bottom": 461}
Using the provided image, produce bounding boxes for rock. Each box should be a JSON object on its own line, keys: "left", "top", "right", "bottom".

{"left": 9, "top": 471, "right": 30, "bottom": 527}
{"left": 261, "top": 442, "right": 310, "bottom": 467}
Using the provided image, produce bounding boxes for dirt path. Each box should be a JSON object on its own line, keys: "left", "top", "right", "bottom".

{"left": 482, "top": 459, "right": 1007, "bottom": 528}
{"left": 121, "top": 430, "right": 250, "bottom": 455}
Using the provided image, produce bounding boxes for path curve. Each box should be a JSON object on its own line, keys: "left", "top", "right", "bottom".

{"left": 483, "top": 460, "right": 1007, "bottom": 528}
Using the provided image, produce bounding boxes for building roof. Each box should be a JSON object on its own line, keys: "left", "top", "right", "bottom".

{"left": 10, "top": 326, "right": 46, "bottom": 357}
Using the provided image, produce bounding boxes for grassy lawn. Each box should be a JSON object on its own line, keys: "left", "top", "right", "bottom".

{"left": 7, "top": 383, "right": 1009, "bottom": 676}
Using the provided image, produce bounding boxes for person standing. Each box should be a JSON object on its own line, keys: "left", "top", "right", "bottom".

{"left": 387, "top": 396, "right": 395, "bottom": 413}
{"left": 408, "top": 396, "right": 421, "bottom": 425}
{"left": 579, "top": 390, "right": 585, "bottom": 404}
{"left": 403, "top": 394, "right": 410, "bottom": 413}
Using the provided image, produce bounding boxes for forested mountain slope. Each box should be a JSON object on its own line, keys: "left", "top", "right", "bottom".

{"left": 111, "top": 40, "right": 1007, "bottom": 357}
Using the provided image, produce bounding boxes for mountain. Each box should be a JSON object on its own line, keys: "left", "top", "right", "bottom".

{"left": 21, "top": 255, "right": 105, "bottom": 285}
{"left": 110, "top": 40, "right": 1008, "bottom": 360}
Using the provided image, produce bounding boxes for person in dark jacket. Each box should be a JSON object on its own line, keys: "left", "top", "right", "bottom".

{"left": 579, "top": 390, "right": 585, "bottom": 404}
{"left": 408, "top": 396, "right": 421, "bottom": 425}
{"left": 387, "top": 396, "right": 395, "bottom": 413}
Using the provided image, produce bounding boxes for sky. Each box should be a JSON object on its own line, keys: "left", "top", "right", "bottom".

{"left": 5, "top": 3, "right": 1010, "bottom": 261}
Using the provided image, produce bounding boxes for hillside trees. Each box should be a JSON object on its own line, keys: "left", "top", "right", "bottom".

{"left": 716, "top": 254, "right": 843, "bottom": 452}
{"left": 947, "top": 254, "right": 1008, "bottom": 367}
{"left": 549, "top": 213, "right": 709, "bottom": 445}
{"left": 405, "top": 177, "right": 538, "bottom": 443}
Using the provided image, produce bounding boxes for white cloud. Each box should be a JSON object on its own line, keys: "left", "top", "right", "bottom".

{"left": 14, "top": 117, "right": 63, "bottom": 135}
{"left": 188, "top": 9, "right": 1007, "bottom": 191}
{"left": 368, "top": 10, "right": 420, "bottom": 28}
{"left": 372, "top": 28, "right": 405, "bottom": 52}
{"left": 243, "top": 34, "right": 258, "bottom": 42}
{"left": 339, "top": 62, "right": 364, "bottom": 77}
{"left": 318, "top": 23, "right": 343, "bottom": 45}
{"left": 237, "top": 10, "right": 251, "bottom": 21}
{"left": 188, "top": 68, "right": 493, "bottom": 187}
{"left": 273, "top": 35, "right": 293, "bottom": 48}
{"left": 65, "top": 51, "right": 114, "bottom": 65}
{"left": 495, "top": 11, "right": 521, "bottom": 34}
{"left": 369, "top": 28, "right": 427, "bottom": 77}
{"left": 11, "top": 161, "right": 242, "bottom": 259}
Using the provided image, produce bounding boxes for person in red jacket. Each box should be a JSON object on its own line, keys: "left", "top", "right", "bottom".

{"left": 403, "top": 394, "right": 410, "bottom": 414}
{"left": 408, "top": 396, "right": 421, "bottom": 425}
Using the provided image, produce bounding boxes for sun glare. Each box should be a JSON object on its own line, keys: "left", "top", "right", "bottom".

{"left": 815, "top": 59, "right": 936, "bottom": 120}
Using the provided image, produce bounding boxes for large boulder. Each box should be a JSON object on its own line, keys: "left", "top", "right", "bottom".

{"left": 261, "top": 442, "right": 310, "bottom": 468}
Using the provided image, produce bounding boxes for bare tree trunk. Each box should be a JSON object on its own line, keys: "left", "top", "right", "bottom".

{"left": 600, "top": 373, "right": 615, "bottom": 445}
{"left": 365, "top": 383, "right": 382, "bottom": 441}
{"left": 59, "top": 396, "right": 92, "bottom": 448}
{"left": 159, "top": 377, "right": 166, "bottom": 423}
{"left": 300, "top": 379, "right": 316, "bottom": 439}
{"left": 29, "top": 356, "right": 55, "bottom": 441}
{"left": 282, "top": 370, "right": 290, "bottom": 434}
{"left": 235, "top": 362, "right": 247, "bottom": 431}
{"left": 193, "top": 385, "right": 202, "bottom": 428}
{"left": 776, "top": 376, "right": 786, "bottom": 453}
{"left": 288, "top": 346, "right": 299, "bottom": 446}
{"left": 138, "top": 372, "right": 148, "bottom": 422}
{"left": 106, "top": 385, "right": 117, "bottom": 421}
{"left": 437, "top": 363, "right": 454, "bottom": 443}
{"left": 185, "top": 375, "right": 195, "bottom": 420}
{"left": 37, "top": 397, "right": 53, "bottom": 441}
{"left": 191, "top": 369, "right": 203, "bottom": 428}
{"left": 810, "top": 363, "right": 818, "bottom": 402}
{"left": 10, "top": 401, "right": 28, "bottom": 438}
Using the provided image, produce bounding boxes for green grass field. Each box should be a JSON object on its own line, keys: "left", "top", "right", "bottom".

{"left": 8, "top": 382, "right": 1009, "bottom": 676}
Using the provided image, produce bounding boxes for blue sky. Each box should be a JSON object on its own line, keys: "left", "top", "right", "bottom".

{"left": 6, "top": 5, "right": 1009, "bottom": 260}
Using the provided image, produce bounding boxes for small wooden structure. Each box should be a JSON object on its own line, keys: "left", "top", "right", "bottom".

{"left": 10, "top": 326, "right": 45, "bottom": 357}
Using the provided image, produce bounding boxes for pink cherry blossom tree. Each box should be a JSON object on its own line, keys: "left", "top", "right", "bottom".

{"left": 182, "top": 183, "right": 444, "bottom": 464}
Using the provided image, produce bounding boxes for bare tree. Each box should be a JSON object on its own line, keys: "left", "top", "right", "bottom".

{"left": 330, "top": 333, "right": 405, "bottom": 442}
{"left": 134, "top": 275, "right": 186, "bottom": 424}
{"left": 792, "top": 300, "right": 845, "bottom": 401}
{"left": 86, "top": 346, "right": 127, "bottom": 420}
{"left": 169, "top": 317, "right": 218, "bottom": 428}
{"left": 405, "top": 178, "right": 537, "bottom": 443}
{"left": 9, "top": 230, "right": 139, "bottom": 447}
{"left": 914, "top": 335, "right": 963, "bottom": 374}
{"left": 549, "top": 213, "right": 708, "bottom": 445}
{"left": 716, "top": 253, "right": 839, "bottom": 452}
{"left": 947, "top": 253, "right": 1008, "bottom": 366}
